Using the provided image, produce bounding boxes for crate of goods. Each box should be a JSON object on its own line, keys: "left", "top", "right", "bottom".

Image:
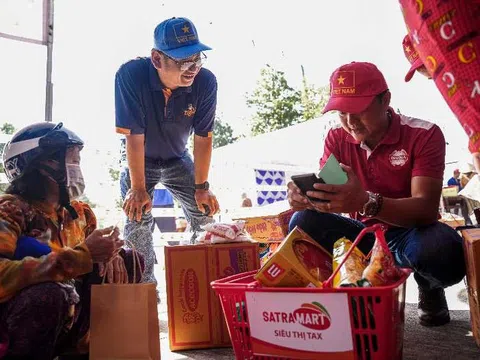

{"left": 212, "top": 225, "right": 410, "bottom": 360}
{"left": 165, "top": 241, "right": 260, "bottom": 351}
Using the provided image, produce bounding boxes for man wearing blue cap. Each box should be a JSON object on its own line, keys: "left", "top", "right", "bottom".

{"left": 115, "top": 17, "right": 219, "bottom": 286}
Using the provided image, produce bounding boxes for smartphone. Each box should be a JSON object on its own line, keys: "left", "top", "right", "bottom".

{"left": 291, "top": 173, "right": 329, "bottom": 203}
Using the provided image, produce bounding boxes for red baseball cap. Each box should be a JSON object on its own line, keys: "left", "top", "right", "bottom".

{"left": 322, "top": 62, "right": 388, "bottom": 114}
{"left": 403, "top": 34, "right": 424, "bottom": 82}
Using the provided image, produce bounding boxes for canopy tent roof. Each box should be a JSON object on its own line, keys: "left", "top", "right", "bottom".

{"left": 212, "top": 113, "right": 340, "bottom": 172}
{"left": 209, "top": 114, "right": 339, "bottom": 209}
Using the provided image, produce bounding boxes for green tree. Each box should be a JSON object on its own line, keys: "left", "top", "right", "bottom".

{"left": 0, "top": 123, "right": 15, "bottom": 135}
{"left": 300, "top": 65, "right": 330, "bottom": 120}
{"left": 109, "top": 167, "right": 120, "bottom": 182}
{"left": 213, "top": 117, "right": 235, "bottom": 148}
{"left": 246, "top": 65, "right": 303, "bottom": 135}
{"left": 106, "top": 154, "right": 123, "bottom": 210}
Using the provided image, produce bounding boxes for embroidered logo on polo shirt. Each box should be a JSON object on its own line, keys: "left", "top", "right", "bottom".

{"left": 389, "top": 149, "right": 409, "bottom": 167}
{"left": 184, "top": 104, "right": 196, "bottom": 117}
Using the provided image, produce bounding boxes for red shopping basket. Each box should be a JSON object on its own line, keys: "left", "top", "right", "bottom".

{"left": 211, "top": 224, "right": 410, "bottom": 360}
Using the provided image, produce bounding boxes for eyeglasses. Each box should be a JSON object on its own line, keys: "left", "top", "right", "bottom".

{"left": 161, "top": 52, "right": 207, "bottom": 71}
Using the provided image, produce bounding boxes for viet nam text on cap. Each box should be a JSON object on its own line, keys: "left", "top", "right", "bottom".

{"left": 322, "top": 62, "right": 389, "bottom": 114}
{"left": 153, "top": 17, "right": 212, "bottom": 60}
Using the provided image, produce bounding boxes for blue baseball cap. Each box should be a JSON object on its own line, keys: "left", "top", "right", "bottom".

{"left": 153, "top": 17, "right": 212, "bottom": 60}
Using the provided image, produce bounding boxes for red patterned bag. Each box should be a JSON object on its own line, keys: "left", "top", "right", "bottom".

{"left": 399, "top": 0, "right": 480, "bottom": 152}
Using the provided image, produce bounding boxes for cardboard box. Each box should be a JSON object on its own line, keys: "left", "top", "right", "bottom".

{"left": 442, "top": 185, "right": 459, "bottom": 197}
{"left": 462, "top": 229, "right": 480, "bottom": 347}
{"left": 236, "top": 209, "right": 294, "bottom": 243}
{"left": 255, "top": 227, "right": 332, "bottom": 288}
{"left": 440, "top": 213, "right": 465, "bottom": 228}
{"left": 165, "top": 242, "right": 260, "bottom": 351}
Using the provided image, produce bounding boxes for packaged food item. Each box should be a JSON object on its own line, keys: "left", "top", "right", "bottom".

{"left": 255, "top": 227, "right": 332, "bottom": 288}
{"left": 197, "top": 221, "right": 251, "bottom": 244}
{"left": 235, "top": 209, "right": 294, "bottom": 243}
{"left": 362, "top": 238, "right": 402, "bottom": 286}
{"left": 293, "top": 239, "right": 332, "bottom": 282}
{"left": 332, "top": 237, "right": 367, "bottom": 287}
{"left": 209, "top": 233, "right": 251, "bottom": 244}
{"left": 203, "top": 232, "right": 228, "bottom": 244}
{"left": 203, "top": 221, "right": 245, "bottom": 240}
{"left": 356, "top": 279, "right": 372, "bottom": 287}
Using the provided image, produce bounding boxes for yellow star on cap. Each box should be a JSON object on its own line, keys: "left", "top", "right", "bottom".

{"left": 405, "top": 45, "right": 411, "bottom": 53}
{"left": 337, "top": 75, "right": 346, "bottom": 85}
{"left": 182, "top": 25, "right": 190, "bottom": 33}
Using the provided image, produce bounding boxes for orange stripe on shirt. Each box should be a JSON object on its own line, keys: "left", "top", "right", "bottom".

{"left": 116, "top": 127, "right": 131, "bottom": 135}
{"left": 162, "top": 88, "right": 172, "bottom": 105}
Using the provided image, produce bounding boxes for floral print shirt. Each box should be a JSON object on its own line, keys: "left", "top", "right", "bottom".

{"left": 0, "top": 194, "right": 95, "bottom": 302}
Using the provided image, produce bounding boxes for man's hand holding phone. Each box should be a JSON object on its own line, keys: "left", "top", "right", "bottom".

{"left": 306, "top": 163, "right": 369, "bottom": 214}
{"left": 287, "top": 180, "right": 314, "bottom": 211}
{"left": 288, "top": 173, "right": 330, "bottom": 212}
{"left": 290, "top": 173, "right": 329, "bottom": 203}
{"left": 288, "top": 154, "right": 357, "bottom": 213}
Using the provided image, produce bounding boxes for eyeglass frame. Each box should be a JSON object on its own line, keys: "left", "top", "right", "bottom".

{"left": 156, "top": 51, "right": 207, "bottom": 71}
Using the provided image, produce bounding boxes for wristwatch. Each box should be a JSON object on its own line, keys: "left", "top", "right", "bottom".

{"left": 195, "top": 181, "right": 210, "bottom": 190}
{"left": 359, "top": 191, "right": 383, "bottom": 218}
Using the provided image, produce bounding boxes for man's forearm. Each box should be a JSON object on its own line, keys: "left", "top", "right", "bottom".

{"left": 125, "top": 134, "right": 146, "bottom": 190}
{"left": 193, "top": 135, "right": 213, "bottom": 184}
{"left": 375, "top": 197, "right": 439, "bottom": 228}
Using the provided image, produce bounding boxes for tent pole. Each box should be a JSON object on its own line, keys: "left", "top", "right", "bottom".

{"left": 44, "top": 0, "right": 54, "bottom": 122}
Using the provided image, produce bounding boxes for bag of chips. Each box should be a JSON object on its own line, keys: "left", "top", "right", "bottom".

{"left": 332, "top": 237, "right": 368, "bottom": 287}
{"left": 202, "top": 221, "right": 245, "bottom": 240}
{"left": 362, "top": 237, "right": 402, "bottom": 287}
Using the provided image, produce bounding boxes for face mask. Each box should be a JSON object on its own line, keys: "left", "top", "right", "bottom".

{"left": 66, "top": 163, "right": 85, "bottom": 200}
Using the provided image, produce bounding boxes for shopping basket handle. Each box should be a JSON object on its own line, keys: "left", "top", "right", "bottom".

{"left": 323, "top": 224, "right": 389, "bottom": 288}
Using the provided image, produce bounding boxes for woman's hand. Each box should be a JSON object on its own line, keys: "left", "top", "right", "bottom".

{"left": 98, "top": 254, "right": 128, "bottom": 284}
{"left": 85, "top": 227, "right": 124, "bottom": 263}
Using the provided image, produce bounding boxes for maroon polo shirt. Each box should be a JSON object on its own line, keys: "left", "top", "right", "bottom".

{"left": 320, "top": 109, "right": 446, "bottom": 223}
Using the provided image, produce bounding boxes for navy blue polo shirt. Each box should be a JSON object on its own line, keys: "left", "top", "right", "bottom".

{"left": 115, "top": 57, "right": 217, "bottom": 161}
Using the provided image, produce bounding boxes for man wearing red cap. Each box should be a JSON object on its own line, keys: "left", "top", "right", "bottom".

{"left": 402, "top": 34, "right": 431, "bottom": 82}
{"left": 287, "top": 62, "right": 465, "bottom": 327}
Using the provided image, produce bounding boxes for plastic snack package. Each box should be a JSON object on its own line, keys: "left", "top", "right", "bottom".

{"left": 362, "top": 238, "right": 402, "bottom": 286}
{"left": 203, "top": 221, "right": 246, "bottom": 240}
{"left": 332, "top": 237, "right": 368, "bottom": 287}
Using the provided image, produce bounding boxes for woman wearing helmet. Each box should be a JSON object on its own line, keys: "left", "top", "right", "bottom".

{"left": 0, "top": 123, "right": 143, "bottom": 359}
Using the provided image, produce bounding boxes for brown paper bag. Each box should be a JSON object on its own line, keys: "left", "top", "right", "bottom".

{"left": 90, "top": 247, "right": 160, "bottom": 359}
